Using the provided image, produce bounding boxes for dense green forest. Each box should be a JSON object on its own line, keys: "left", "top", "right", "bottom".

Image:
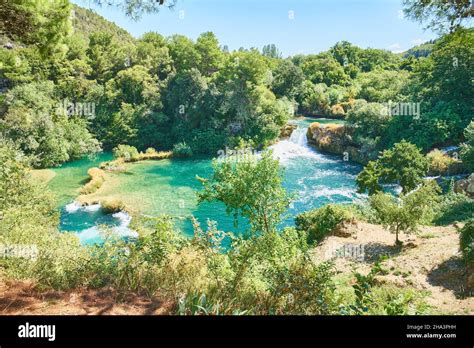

{"left": 0, "top": 0, "right": 473, "bottom": 315}
{"left": 1, "top": 3, "right": 472, "bottom": 167}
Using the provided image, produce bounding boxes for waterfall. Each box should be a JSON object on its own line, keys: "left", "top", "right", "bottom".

{"left": 288, "top": 126, "right": 309, "bottom": 147}
{"left": 270, "top": 124, "right": 331, "bottom": 163}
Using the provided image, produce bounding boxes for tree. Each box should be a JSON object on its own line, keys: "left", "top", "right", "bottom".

{"left": 92, "top": 0, "right": 175, "bottom": 20}
{"left": 355, "top": 69, "right": 410, "bottom": 103}
{"left": 357, "top": 140, "right": 430, "bottom": 194}
{"left": 167, "top": 35, "right": 200, "bottom": 72}
{"left": 271, "top": 59, "right": 305, "bottom": 99}
{"left": 197, "top": 151, "right": 291, "bottom": 235}
{"left": 346, "top": 100, "right": 391, "bottom": 147}
{"left": 106, "top": 65, "right": 160, "bottom": 106}
{"left": 358, "top": 48, "right": 401, "bottom": 72}
{"left": 369, "top": 181, "right": 440, "bottom": 244}
{"left": 0, "top": 0, "right": 72, "bottom": 56}
{"left": 460, "top": 121, "right": 474, "bottom": 171}
{"left": 262, "top": 44, "right": 282, "bottom": 59}
{"left": 0, "top": 81, "right": 100, "bottom": 167}
{"left": 195, "top": 32, "right": 224, "bottom": 77}
{"left": 459, "top": 218, "right": 474, "bottom": 265}
{"left": 403, "top": 0, "right": 473, "bottom": 33}
{"left": 136, "top": 32, "right": 173, "bottom": 81}
{"left": 86, "top": 32, "right": 127, "bottom": 84}
{"left": 0, "top": 139, "right": 56, "bottom": 216}
{"left": 301, "top": 53, "right": 350, "bottom": 87}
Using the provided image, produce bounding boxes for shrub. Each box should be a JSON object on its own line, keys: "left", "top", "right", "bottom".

{"left": 344, "top": 260, "right": 431, "bottom": 315}
{"left": 427, "top": 149, "right": 459, "bottom": 175}
{"left": 459, "top": 218, "right": 474, "bottom": 265}
{"left": 432, "top": 192, "right": 474, "bottom": 225}
{"left": 173, "top": 142, "right": 193, "bottom": 158}
{"left": 80, "top": 168, "right": 105, "bottom": 194}
{"left": 295, "top": 204, "right": 354, "bottom": 244}
{"left": 113, "top": 144, "right": 139, "bottom": 161}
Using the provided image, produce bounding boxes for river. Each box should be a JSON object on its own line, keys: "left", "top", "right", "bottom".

{"left": 51, "top": 117, "right": 363, "bottom": 244}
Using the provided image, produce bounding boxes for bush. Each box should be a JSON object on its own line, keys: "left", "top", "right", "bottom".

{"left": 432, "top": 192, "right": 474, "bottom": 225}
{"left": 459, "top": 218, "right": 474, "bottom": 265}
{"left": 295, "top": 204, "right": 354, "bottom": 244}
{"left": 427, "top": 149, "right": 459, "bottom": 175}
{"left": 173, "top": 142, "right": 193, "bottom": 158}
{"left": 80, "top": 168, "right": 105, "bottom": 195}
{"left": 113, "top": 144, "right": 139, "bottom": 161}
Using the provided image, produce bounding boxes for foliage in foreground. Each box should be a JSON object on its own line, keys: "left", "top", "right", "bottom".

{"left": 295, "top": 204, "right": 356, "bottom": 244}
{"left": 0, "top": 140, "right": 435, "bottom": 315}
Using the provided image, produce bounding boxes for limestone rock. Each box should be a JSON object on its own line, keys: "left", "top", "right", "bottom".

{"left": 280, "top": 123, "right": 297, "bottom": 138}
{"left": 306, "top": 122, "right": 369, "bottom": 164}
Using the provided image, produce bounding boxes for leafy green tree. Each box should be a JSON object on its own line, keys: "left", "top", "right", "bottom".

{"left": 459, "top": 218, "right": 474, "bottom": 265}
{"left": 347, "top": 100, "right": 391, "bottom": 147}
{"left": 330, "top": 41, "right": 361, "bottom": 66}
{"left": 358, "top": 48, "right": 401, "bottom": 72}
{"left": 167, "top": 35, "right": 200, "bottom": 72}
{"left": 195, "top": 32, "right": 224, "bottom": 76}
{"left": 0, "top": 81, "right": 100, "bottom": 167}
{"left": 271, "top": 59, "right": 305, "bottom": 99}
{"left": 86, "top": 32, "right": 127, "bottom": 84}
{"left": 198, "top": 151, "right": 291, "bottom": 235}
{"left": 136, "top": 32, "right": 174, "bottom": 80}
{"left": 0, "top": 0, "right": 72, "bottom": 56}
{"left": 164, "top": 68, "right": 211, "bottom": 133}
{"left": 262, "top": 44, "right": 282, "bottom": 59}
{"left": 403, "top": 0, "right": 473, "bottom": 33}
{"left": 369, "top": 180, "right": 440, "bottom": 244}
{"left": 355, "top": 69, "right": 410, "bottom": 103}
{"left": 301, "top": 53, "right": 350, "bottom": 86}
{"left": 357, "top": 140, "right": 430, "bottom": 194}
{"left": 106, "top": 65, "right": 160, "bottom": 106}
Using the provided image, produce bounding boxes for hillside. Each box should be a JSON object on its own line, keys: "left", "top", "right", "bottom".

{"left": 72, "top": 4, "right": 135, "bottom": 44}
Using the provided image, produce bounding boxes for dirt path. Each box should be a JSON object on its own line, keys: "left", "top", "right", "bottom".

{"left": 0, "top": 279, "right": 172, "bottom": 315}
{"left": 1, "top": 222, "right": 472, "bottom": 315}
{"left": 310, "top": 221, "right": 474, "bottom": 314}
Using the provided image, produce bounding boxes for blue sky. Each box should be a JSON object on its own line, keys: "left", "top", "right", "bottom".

{"left": 72, "top": 0, "right": 437, "bottom": 56}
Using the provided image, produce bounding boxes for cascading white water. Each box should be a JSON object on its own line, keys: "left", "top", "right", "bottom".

{"left": 270, "top": 124, "right": 333, "bottom": 163}
{"left": 288, "top": 126, "right": 309, "bottom": 147}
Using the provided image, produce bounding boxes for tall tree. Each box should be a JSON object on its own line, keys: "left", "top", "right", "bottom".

{"left": 198, "top": 151, "right": 291, "bottom": 235}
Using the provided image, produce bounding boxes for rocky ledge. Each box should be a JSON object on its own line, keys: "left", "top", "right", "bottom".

{"left": 280, "top": 123, "right": 297, "bottom": 138}
{"left": 306, "top": 122, "right": 368, "bottom": 164}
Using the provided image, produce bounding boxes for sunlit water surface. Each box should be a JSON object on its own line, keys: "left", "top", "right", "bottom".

{"left": 52, "top": 117, "right": 362, "bottom": 244}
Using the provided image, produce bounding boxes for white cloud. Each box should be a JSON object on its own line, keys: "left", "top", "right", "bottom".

{"left": 387, "top": 43, "right": 403, "bottom": 53}
{"left": 411, "top": 38, "right": 428, "bottom": 46}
